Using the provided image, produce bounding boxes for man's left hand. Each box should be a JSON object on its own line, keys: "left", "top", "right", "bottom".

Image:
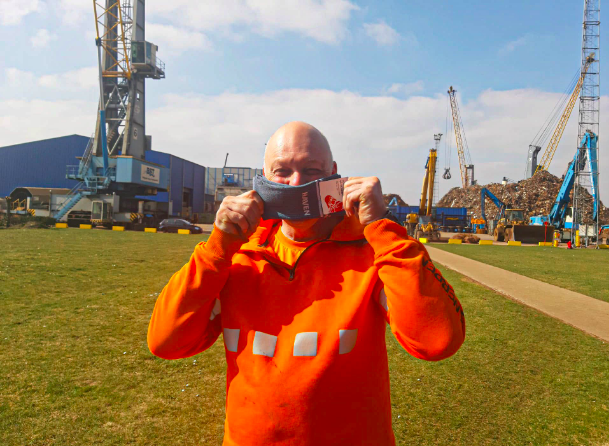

{"left": 343, "top": 177, "right": 387, "bottom": 225}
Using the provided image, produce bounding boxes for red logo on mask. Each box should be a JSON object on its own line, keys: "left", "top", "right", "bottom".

{"left": 325, "top": 195, "right": 343, "bottom": 213}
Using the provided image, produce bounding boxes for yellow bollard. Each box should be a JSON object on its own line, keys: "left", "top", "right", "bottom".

{"left": 178, "top": 229, "right": 191, "bottom": 235}
{"left": 448, "top": 239, "right": 462, "bottom": 244}
{"left": 538, "top": 242, "right": 553, "bottom": 247}
{"left": 419, "top": 237, "right": 428, "bottom": 244}
{"left": 479, "top": 240, "right": 493, "bottom": 245}
{"left": 112, "top": 226, "right": 125, "bottom": 232}
{"left": 80, "top": 224, "right": 92, "bottom": 229}
{"left": 553, "top": 239, "right": 559, "bottom": 247}
{"left": 575, "top": 233, "right": 581, "bottom": 247}
{"left": 507, "top": 241, "right": 522, "bottom": 246}
{"left": 598, "top": 244, "right": 609, "bottom": 249}
{"left": 144, "top": 228, "right": 157, "bottom": 233}
{"left": 55, "top": 223, "right": 68, "bottom": 229}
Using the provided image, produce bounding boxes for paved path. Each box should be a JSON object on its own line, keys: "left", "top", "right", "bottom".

{"left": 426, "top": 245, "right": 609, "bottom": 342}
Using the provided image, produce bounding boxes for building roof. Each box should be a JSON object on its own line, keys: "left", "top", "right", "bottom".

{"left": 10, "top": 187, "right": 71, "bottom": 199}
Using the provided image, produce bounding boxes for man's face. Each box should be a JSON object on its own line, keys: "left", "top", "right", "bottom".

{"left": 264, "top": 125, "right": 336, "bottom": 186}
{"left": 264, "top": 123, "right": 337, "bottom": 228}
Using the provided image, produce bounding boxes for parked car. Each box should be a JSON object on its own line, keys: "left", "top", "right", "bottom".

{"left": 158, "top": 218, "right": 203, "bottom": 234}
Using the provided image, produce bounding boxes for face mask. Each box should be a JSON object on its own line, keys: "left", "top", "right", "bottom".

{"left": 253, "top": 174, "right": 346, "bottom": 220}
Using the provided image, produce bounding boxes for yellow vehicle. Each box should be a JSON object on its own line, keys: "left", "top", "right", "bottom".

{"left": 413, "top": 142, "right": 441, "bottom": 241}
{"left": 493, "top": 208, "right": 526, "bottom": 242}
{"left": 493, "top": 208, "right": 554, "bottom": 243}
{"left": 405, "top": 212, "right": 419, "bottom": 238}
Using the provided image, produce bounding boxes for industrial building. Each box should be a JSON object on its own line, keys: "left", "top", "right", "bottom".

{"left": 0, "top": 134, "right": 262, "bottom": 224}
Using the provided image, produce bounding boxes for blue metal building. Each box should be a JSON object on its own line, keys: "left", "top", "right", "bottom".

{"left": 0, "top": 135, "right": 208, "bottom": 218}
{"left": 139, "top": 151, "right": 206, "bottom": 217}
{"left": 0, "top": 135, "right": 87, "bottom": 197}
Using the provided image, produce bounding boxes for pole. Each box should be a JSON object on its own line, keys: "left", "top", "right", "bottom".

{"left": 96, "top": 37, "right": 109, "bottom": 174}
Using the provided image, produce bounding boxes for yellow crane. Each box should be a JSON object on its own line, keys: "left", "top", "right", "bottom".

{"left": 419, "top": 148, "right": 437, "bottom": 216}
{"left": 447, "top": 86, "right": 475, "bottom": 188}
{"left": 408, "top": 142, "right": 441, "bottom": 241}
{"left": 534, "top": 53, "right": 595, "bottom": 175}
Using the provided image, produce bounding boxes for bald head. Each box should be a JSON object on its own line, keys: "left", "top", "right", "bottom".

{"left": 264, "top": 121, "right": 336, "bottom": 186}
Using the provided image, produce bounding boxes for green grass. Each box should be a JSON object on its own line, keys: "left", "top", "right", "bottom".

{"left": 432, "top": 244, "right": 609, "bottom": 304}
{"left": 1, "top": 229, "right": 608, "bottom": 445}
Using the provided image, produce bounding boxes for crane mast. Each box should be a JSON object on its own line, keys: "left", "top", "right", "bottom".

{"left": 572, "top": 0, "right": 601, "bottom": 245}
{"left": 447, "top": 86, "right": 475, "bottom": 188}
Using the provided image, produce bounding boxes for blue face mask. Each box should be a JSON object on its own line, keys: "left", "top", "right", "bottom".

{"left": 253, "top": 174, "right": 345, "bottom": 220}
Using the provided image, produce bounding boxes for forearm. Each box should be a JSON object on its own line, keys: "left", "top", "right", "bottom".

{"left": 365, "top": 219, "right": 465, "bottom": 361}
{"left": 147, "top": 228, "right": 244, "bottom": 359}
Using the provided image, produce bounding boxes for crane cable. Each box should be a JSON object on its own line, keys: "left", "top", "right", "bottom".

{"left": 443, "top": 98, "right": 452, "bottom": 179}
{"left": 523, "top": 67, "right": 580, "bottom": 178}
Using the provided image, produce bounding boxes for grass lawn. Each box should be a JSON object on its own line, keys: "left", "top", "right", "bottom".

{"left": 1, "top": 228, "right": 608, "bottom": 445}
{"left": 432, "top": 244, "right": 609, "bottom": 304}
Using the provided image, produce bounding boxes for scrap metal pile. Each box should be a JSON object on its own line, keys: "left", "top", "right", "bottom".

{"left": 437, "top": 170, "right": 609, "bottom": 224}
{"left": 383, "top": 194, "right": 408, "bottom": 206}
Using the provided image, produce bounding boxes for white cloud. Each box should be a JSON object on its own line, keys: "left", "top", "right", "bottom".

{"left": 385, "top": 81, "right": 424, "bottom": 96}
{"left": 499, "top": 36, "right": 528, "bottom": 55}
{"left": 146, "top": 24, "right": 213, "bottom": 54}
{"left": 38, "top": 67, "right": 98, "bottom": 90}
{"left": 148, "top": 0, "right": 359, "bottom": 44}
{"left": 1, "top": 88, "right": 607, "bottom": 204}
{"left": 363, "top": 20, "right": 401, "bottom": 46}
{"left": 0, "top": 0, "right": 40, "bottom": 25}
{"left": 4, "top": 68, "right": 36, "bottom": 88}
{"left": 56, "top": 0, "right": 90, "bottom": 25}
{"left": 0, "top": 99, "right": 96, "bottom": 144}
{"left": 30, "top": 29, "right": 57, "bottom": 48}
{"left": 4, "top": 67, "right": 98, "bottom": 91}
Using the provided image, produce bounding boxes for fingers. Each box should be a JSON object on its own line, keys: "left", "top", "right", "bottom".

{"left": 215, "top": 190, "right": 264, "bottom": 237}
{"left": 226, "top": 199, "right": 261, "bottom": 232}
{"left": 342, "top": 177, "right": 385, "bottom": 224}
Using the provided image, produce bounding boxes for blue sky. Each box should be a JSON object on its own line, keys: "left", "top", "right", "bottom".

{"left": 0, "top": 0, "right": 606, "bottom": 204}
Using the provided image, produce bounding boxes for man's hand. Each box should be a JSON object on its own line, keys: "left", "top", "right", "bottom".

{"left": 215, "top": 190, "right": 264, "bottom": 238}
{"left": 343, "top": 177, "right": 387, "bottom": 225}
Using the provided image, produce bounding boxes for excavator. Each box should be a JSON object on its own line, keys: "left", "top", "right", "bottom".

{"left": 529, "top": 131, "right": 599, "bottom": 244}
{"left": 481, "top": 188, "right": 554, "bottom": 244}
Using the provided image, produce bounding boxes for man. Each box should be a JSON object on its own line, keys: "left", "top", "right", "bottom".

{"left": 148, "top": 121, "right": 465, "bottom": 445}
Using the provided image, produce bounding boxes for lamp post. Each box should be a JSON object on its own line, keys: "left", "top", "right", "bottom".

{"left": 5, "top": 196, "right": 10, "bottom": 228}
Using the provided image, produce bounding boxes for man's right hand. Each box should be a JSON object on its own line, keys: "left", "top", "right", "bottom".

{"left": 215, "top": 190, "right": 264, "bottom": 238}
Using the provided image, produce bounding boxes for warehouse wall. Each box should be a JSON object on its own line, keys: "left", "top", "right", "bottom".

{"left": 143, "top": 151, "right": 206, "bottom": 217}
{"left": 205, "top": 166, "right": 263, "bottom": 196}
{"left": 0, "top": 135, "right": 88, "bottom": 196}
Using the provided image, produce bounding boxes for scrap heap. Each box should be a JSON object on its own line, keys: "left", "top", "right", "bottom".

{"left": 437, "top": 170, "right": 609, "bottom": 224}
{"left": 383, "top": 194, "right": 408, "bottom": 206}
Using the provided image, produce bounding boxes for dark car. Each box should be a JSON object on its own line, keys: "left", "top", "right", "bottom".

{"left": 158, "top": 218, "right": 203, "bottom": 234}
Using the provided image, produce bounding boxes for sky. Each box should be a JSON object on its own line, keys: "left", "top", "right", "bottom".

{"left": 0, "top": 0, "right": 607, "bottom": 204}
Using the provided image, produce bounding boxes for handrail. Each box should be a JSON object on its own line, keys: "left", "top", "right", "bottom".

{"left": 78, "top": 133, "right": 96, "bottom": 177}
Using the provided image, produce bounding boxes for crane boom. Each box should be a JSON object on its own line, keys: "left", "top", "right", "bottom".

{"left": 448, "top": 86, "right": 474, "bottom": 188}
{"left": 534, "top": 53, "right": 595, "bottom": 175}
{"left": 419, "top": 148, "right": 438, "bottom": 216}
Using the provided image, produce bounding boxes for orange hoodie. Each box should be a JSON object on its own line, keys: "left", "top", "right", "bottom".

{"left": 148, "top": 216, "right": 465, "bottom": 446}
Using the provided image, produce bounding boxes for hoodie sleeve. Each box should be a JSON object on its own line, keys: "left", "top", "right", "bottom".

{"left": 364, "top": 219, "right": 465, "bottom": 361}
{"left": 147, "top": 227, "right": 245, "bottom": 360}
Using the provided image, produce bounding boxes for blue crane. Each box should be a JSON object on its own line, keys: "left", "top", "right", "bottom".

{"left": 480, "top": 188, "right": 506, "bottom": 227}
{"left": 530, "top": 130, "right": 598, "bottom": 229}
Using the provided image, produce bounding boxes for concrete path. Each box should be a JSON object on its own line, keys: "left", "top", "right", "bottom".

{"left": 426, "top": 245, "right": 609, "bottom": 342}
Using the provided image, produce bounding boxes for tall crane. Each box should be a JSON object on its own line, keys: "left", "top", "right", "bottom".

{"left": 528, "top": 53, "right": 596, "bottom": 177}
{"left": 54, "top": 0, "right": 168, "bottom": 225}
{"left": 447, "top": 86, "right": 475, "bottom": 188}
